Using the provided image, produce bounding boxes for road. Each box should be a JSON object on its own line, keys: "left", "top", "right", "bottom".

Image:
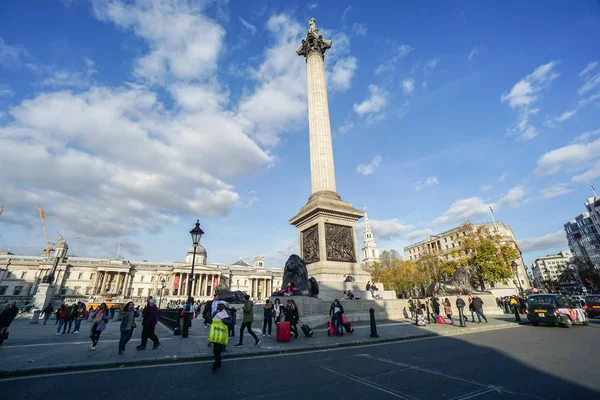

{"left": 2, "top": 319, "right": 599, "bottom": 399}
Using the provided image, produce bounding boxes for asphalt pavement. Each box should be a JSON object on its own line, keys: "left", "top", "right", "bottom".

{"left": 2, "top": 318, "right": 599, "bottom": 399}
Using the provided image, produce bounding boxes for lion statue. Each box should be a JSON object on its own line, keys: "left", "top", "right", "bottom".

{"left": 214, "top": 283, "right": 247, "bottom": 304}
{"left": 272, "top": 254, "right": 311, "bottom": 296}
{"left": 425, "top": 267, "right": 488, "bottom": 297}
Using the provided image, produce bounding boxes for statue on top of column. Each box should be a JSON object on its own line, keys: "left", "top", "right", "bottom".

{"left": 296, "top": 17, "right": 332, "bottom": 58}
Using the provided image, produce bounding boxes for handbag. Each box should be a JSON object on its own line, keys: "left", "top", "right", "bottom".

{"left": 208, "top": 320, "right": 229, "bottom": 346}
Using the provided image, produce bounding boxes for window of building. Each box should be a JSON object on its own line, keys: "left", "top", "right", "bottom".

{"left": 21, "top": 272, "right": 26, "bottom": 279}
{"left": 73, "top": 286, "right": 81, "bottom": 294}
{"left": 13, "top": 286, "right": 23, "bottom": 295}
{"left": 140, "top": 276, "right": 144, "bottom": 282}
{"left": 0, "top": 286, "right": 8, "bottom": 295}
{"left": 85, "top": 287, "right": 91, "bottom": 295}
{"left": 138, "top": 288, "right": 144, "bottom": 297}
{"left": 78, "top": 273, "right": 83, "bottom": 280}
{"left": 372, "top": 249, "right": 375, "bottom": 257}
{"left": 148, "top": 289, "right": 154, "bottom": 297}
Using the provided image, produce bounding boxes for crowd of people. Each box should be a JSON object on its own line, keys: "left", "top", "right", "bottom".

{"left": 406, "top": 294, "right": 489, "bottom": 325}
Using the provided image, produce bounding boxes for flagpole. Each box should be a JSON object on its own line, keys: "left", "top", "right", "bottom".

{"left": 588, "top": 180, "right": 597, "bottom": 197}
{"left": 489, "top": 206, "right": 498, "bottom": 232}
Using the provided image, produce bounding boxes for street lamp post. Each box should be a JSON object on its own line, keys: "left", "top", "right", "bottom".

{"left": 187, "top": 220, "right": 204, "bottom": 306}
{"left": 511, "top": 261, "right": 524, "bottom": 295}
{"left": 159, "top": 278, "right": 166, "bottom": 309}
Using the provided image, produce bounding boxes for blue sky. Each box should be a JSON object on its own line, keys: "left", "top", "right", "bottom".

{"left": 1, "top": 1, "right": 599, "bottom": 272}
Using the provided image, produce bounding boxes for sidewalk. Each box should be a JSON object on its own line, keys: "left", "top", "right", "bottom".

{"left": 0, "top": 315, "right": 520, "bottom": 378}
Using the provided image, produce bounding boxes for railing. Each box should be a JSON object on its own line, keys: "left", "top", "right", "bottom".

{"left": 158, "top": 309, "right": 182, "bottom": 330}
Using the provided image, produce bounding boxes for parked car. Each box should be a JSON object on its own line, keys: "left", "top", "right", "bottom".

{"left": 585, "top": 295, "right": 600, "bottom": 318}
{"left": 526, "top": 294, "right": 589, "bottom": 328}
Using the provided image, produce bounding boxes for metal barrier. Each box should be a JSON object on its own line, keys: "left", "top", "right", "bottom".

{"left": 158, "top": 309, "right": 182, "bottom": 330}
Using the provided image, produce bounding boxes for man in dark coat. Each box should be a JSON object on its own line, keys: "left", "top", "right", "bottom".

{"left": 0, "top": 301, "right": 19, "bottom": 345}
{"left": 137, "top": 298, "right": 160, "bottom": 350}
{"left": 471, "top": 294, "right": 488, "bottom": 323}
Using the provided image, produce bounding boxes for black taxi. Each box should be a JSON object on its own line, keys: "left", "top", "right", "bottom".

{"left": 526, "top": 294, "right": 589, "bottom": 328}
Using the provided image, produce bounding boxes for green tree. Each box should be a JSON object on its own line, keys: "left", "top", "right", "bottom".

{"left": 366, "top": 250, "right": 428, "bottom": 296}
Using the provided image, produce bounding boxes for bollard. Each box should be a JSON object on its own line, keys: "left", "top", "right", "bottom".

{"left": 30, "top": 310, "right": 41, "bottom": 324}
{"left": 369, "top": 308, "right": 379, "bottom": 338}
{"left": 182, "top": 312, "right": 190, "bottom": 338}
{"left": 458, "top": 307, "right": 465, "bottom": 327}
{"left": 513, "top": 306, "right": 521, "bottom": 322}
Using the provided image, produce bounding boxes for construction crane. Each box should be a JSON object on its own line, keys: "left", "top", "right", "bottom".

{"left": 38, "top": 205, "right": 64, "bottom": 257}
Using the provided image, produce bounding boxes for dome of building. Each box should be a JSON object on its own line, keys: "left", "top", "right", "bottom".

{"left": 187, "top": 245, "right": 206, "bottom": 256}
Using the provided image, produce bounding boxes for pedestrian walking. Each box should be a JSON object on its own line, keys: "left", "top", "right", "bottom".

{"left": 64, "top": 304, "right": 76, "bottom": 334}
{"left": 471, "top": 294, "right": 488, "bottom": 323}
{"left": 41, "top": 303, "right": 54, "bottom": 325}
{"left": 262, "top": 299, "right": 273, "bottom": 337}
{"left": 431, "top": 296, "right": 441, "bottom": 322}
{"left": 73, "top": 302, "right": 87, "bottom": 334}
{"left": 456, "top": 295, "right": 467, "bottom": 326}
{"left": 55, "top": 304, "right": 68, "bottom": 335}
{"left": 285, "top": 299, "right": 300, "bottom": 339}
{"left": 235, "top": 294, "right": 260, "bottom": 347}
{"left": 0, "top": 301, "right": 19, "bottom": 346}
{"left": 208, "top": 302, "right": 232, "bottom": 373}
{"left": 119, "top": 301, "right": 139, "bottom": 354}
{"left": 137, "top": 298, "right": 161, "bottom": 350}
{"left": 329, "top": 299, "right": 344, "bottom": 336}
{"left": 443, "top": 298, "right": 454, "bottom": 325}
{"left": 408, "top": 297, "right": 415, "bottom": 318}
{"left": 90, "top": 303, "right": 110, "bottom": 350}
{"left": 468, "top": 296, "right": 477, "bottom": 322}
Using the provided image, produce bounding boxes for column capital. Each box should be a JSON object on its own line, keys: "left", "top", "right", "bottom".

{"left": 296, "top": 18, "right": 332, "bottom": 59}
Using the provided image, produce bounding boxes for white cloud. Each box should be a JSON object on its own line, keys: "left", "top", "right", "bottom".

{"left": 501, "top": 61, "right": 559, "bottom": 140}
{"left": 406, "top": 228, "right": 434, "bottom": 241}
{"left": 338, "top": 120, "right": 354, "bottom": 134}
{"left": 518, "top": 231, "right": 567, "bottom": 252}
{"left": 0, "top": 37, "right": 28, "bottom": 68}
{"left": 330, "top": 56, "right": 357, "bottom": 91}
{"left": 356, "top": 155, "right": 382, "bottom": 176}
{"left": 539, "top": 183, "right": 574, "bottom": 199}
{"left": 0, "top": 84, "right": 13, "bottom": 97}
{"left": 434, "top": 197, "right": 490, "bottom": 224}
{"left": 580, "top": 61, "right": 598, "bottom": 77}
{"left": 423, "top": 58, "right": 438, "bottom": 75}
{"left": 498, "top": 173, "right": 508, "bottom": 182}
{"left": 239, "top": 17, "right": 257, "bottom": 35}
{"left": 352, "top": 23, "right": 367, "bottom": 36}
{"left": 414, "top": 176, "right": 439, "bottom": 191}
{"left": 341, "top": 6, "right": 352, "bottom": 21}
{"left": 375, "top": 44, "right": 413, "bottom": 75}
{"left": 578, "top": 72, "right": 600, "bottom": 96}
{"left": 468, "top": 47, "right": 480, "bottom": 62}
{"left": 434, "top": 185, "right": 524, "bottom": 224}
{"left": 307, "top": 3, "right": 318, "bottom": 10}
{"left": 535, "top": 136, "right": 600, "bottom": 176}
{"left": 480, "top": 185, "right": 493, "bottom": 191}
{"left": 92, "top": 0, "right": 225, "bottom": 84}
{"left": 402, "top": 79, "right": 415, "bottom": 95}
{"left": 353, "top": 85, "right": 389, "bottom": 117}
{"left": 496, "top": 185, "right": 525, "bottom": 208}
{"left": 368, "top": 218, "right": 413, "bottom": 239}
{"left": 573, "top": 128, "right": 600, "bottom": 143}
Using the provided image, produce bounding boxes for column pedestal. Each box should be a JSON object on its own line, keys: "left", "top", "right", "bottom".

{"left": 33, "top": 283, "right": 55, "bottom": 311}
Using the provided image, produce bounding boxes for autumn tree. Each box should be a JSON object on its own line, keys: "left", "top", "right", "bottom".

{"left": 366, "top": 250, "right": 428, "bottom": 296}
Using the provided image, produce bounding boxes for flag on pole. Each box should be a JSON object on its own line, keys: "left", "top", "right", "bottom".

{"left": 489, "top": 206, "right": 494, "bottom": 214}
{"left": 589, "top": 180, "right": 597, "bottom": 196}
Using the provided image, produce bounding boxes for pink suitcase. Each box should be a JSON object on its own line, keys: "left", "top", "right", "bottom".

{"left": 276, "top": 321, "right": 291, "bottom": 342}
{"left": 327, "top": 320, "right": 337, "bottom": 336}
{"left": 436, "top": 315, "right": 446, "bottom": 324}
{"left": 341, "top": 315, "right": 354, "bottom": 333}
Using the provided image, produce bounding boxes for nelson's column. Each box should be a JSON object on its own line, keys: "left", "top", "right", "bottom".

{"left": 290, "top": 18, "right": 371, "bottom": 286}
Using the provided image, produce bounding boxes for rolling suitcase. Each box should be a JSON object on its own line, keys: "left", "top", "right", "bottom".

{"left": 436, "top": 315, "right": 445, "bottom": 324}
{"left": 341, "top": 315, "right": 354, "bottom": 333}
{"left": 300, "top": 321, "right": 313, "bottom": 337}
{"left": 327, "top": 320, "right": 337, "bottom": 336}
{"left": 276, "top": 321, "right": 291, "bottom": 342}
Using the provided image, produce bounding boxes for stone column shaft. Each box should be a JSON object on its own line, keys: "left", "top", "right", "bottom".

{"left": 306, "top": 51, "right": 336, "bottom": 195}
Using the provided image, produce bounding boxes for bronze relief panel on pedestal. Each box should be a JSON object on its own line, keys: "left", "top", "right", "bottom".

{"left": 325, "top": 223, "right": 356, "bottom": 262}
{"left": 302, "top": 224, "right": 320, "bottom": 264}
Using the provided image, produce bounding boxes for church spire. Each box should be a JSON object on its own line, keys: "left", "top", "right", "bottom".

{"left": 362, "top": 208, "right": 380, "bottom": 265}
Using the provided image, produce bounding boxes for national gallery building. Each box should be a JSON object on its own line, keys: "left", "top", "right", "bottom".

{"left": 0, "top": 242, "right": 283, "bottom": 305}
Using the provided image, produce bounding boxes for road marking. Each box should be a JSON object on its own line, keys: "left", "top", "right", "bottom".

{"left": 2, "top": 337, "right": 176, "bottom": 349}
{"left": 0, "top": 324, "right": 519, "bottom": 381}
{"left": 319, "top": 365, "right": 418, "bottom": 400}
{"left": 358, "top": 354, "right": 509, "bottom": 392}
{"left": 450, "top": 387, "right": 500, "bottom": 400}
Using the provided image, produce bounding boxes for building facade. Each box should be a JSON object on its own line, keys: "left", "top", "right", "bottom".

{"left": 361, "top": 210, "right": 380, "bottom": 266}
{"left": 564, "top": 210, "right": 600, "bottom": 266}
{"left": 403, "top": 221, "right": 530, "bottom": 296}
{"left": 0, "top": 244, "right": 282, "bottom": 306}
{"left": 530, "top": 250, "right": 573, "bottom": 288}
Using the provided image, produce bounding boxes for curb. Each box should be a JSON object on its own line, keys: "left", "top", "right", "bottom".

{"left": 0, "top": 322, "right": 519, "bottom": 379}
